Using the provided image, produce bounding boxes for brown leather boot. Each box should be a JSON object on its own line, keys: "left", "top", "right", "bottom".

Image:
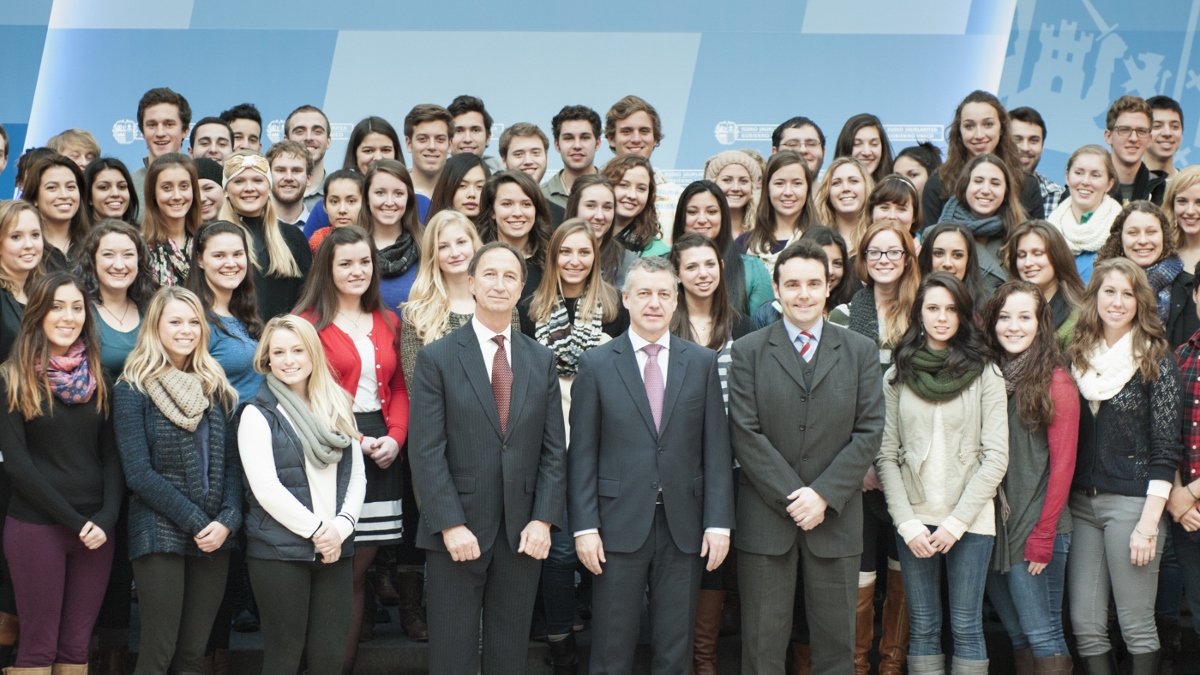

{"left": 853, "top": 581, "right": 875, "bottom": 675}
{"left": 369, "top": 564, "right": 401, "bottom": 607}
{"left": 395, "top": 568, "right": 429, "bottom": 642}
{"left": 877, "top": 568, "right": 910, "bottom": 675}
{"left": 1031, "top": 654, "right": 1074, "bottom": 674}
{"left": 5, "top": 668, "right": 50, "bottom": 675}
{"left": 790, "top": 642, "right": 811, "bottom": 675}
{"left": 50, "top": 665, "right": 88, "bottom": 675}
{"left": 359, "top": 588, "right": 376, "bottom": 643}
{"left": 691, "top": 590, "right": 725, "bottom": 675}
{"left": 1013, "top": 647, "right": 1034, "bottom": 675}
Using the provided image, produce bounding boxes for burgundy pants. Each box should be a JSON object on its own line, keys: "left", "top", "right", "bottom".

{"left": 4, "top": 516, "right": 113, "bottom": 667}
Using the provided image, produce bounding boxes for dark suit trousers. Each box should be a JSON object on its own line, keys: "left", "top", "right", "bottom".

{"left": 425, "top": 518, "right": 541, "bottom": 675}
{"left": 589, "top": 504, "right": 703, "bottom": 675}
{"left": 739, "top": 534, "right": 857, "bottom": 675}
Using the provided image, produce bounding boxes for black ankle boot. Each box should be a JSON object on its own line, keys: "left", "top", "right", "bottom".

{"left": 544, "top": 633, "right": 579, "bottom": 675}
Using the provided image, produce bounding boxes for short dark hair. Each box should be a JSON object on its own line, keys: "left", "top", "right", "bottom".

{"left": 1008, "top": 106, "right": 1047, "bottom": 138}
{"left": 1147, "top": 95, "right": 1185, "bottom": 130}
{"left": 604, "top": 96, "right": 663, "bottom": 147}
{"left": 137, "top": 87, "right": 191, "bottom": 131}
{"left": 773, "top": 240, "right": 829, "bottom": 284}
{"left": 404, "top": 104, "right": 454, "bottom": 140}
{"left": 1105, "top": 95, "right": 1151, "bottom": 130}
{"left": 772, "top": 117, "right": 824, "bottom": 150}
{"left": 189, "top": 117, "right": 232, "bottom": 149}
{"left": 498, "top": 123, "right": 548, "bottom": 158}
{"left": 895, "top": 142, "right": 943, "bottom": 175}
{"left": 284, "top": 104, "right": 329, "bottom": 136}
{"left": 219, "top": 102, "right": 262, "bottom": 127}
{"left": 447, "top": 95, "right": 493, "bottom": 135}
{"left": 551, "top": 105, "right": 602, "bottom": 141}
{"left": 468, "top": 241, "right": 527, "bottom": 282}
{"left": 266, "top": 139, "right": 313, "bottom": 175}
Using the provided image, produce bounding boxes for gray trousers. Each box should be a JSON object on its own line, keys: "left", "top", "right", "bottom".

{"left": 1067, "top": 491, "right": 1166, "bottom": 656}
{"left": 738, "top": 534, "right": 857, "bottom": 675}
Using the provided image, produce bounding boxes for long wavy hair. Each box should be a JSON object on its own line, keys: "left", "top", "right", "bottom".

{"left": 141, "top": 153, "right": 202, "bottom": 248}
{"left": 890, "top": 272, "right": 990, "bottom": 387}
{"left": 1067, "top": 257, "right": 1171, "bottom": 383}
{"left": 83, "top": 157, "right": 139, "bottom": 224}
{"left": 402, "top": 210, "right": 482, "bottom": 345}
{"left": 566, "top": 174, "right": 622, "bottom": 282}
{"left": 294, "top": 225, "right": 398, "bottom": 342}
{"left": 527, "top": 219, "right": 619, "bottom": 326}
{"left": 671, "top": 180, "right": 748, "bottom": 316}
{"left": 363, "top": 159, "right": 422, "bottom": 247}
{"left": 120, "top": 286, "right": 238, "bottom": 410}
{"left": 744, "top": 150, "right": 814, "bottom": 257}
{"left": 476, "top": 169, "right": 553, "bottom": 268}
{"left": 669, "top": 233, "right": 735, "bottom": 350}
{"left": 981, "top": 280, "right": 1067, "bottom": 427}
{"left": 601, "top": 154, "right": 660, "bottom": 252}
{"left": 2, "top": 272, "right": 107, "bottom": 419}
{"left": 0, "top": 201, "right": 46, "bottom": 297}
{"left": 812, "top": 157, "right": 876, "bottom": 248}
{"left": 75, "top": 220, "right": 158, "bottom": 310}
{"left": 1002, "top": 220, "right": 1086, "bottom": 309}
{"left": 427, "top": 153, "right": 490, "bottom": 223}
{"left": 918, "top": 222, "right": 990, "bottom": 310}
{"left": 1096, "top": 200, "right": 1177, "bottom": 264}
{"left": 218, "top": 150, "right": 300, "bottom": 278}
{"left": 183, "top": 220, "right": 263, "bottom": 340}
{"left": 254, "top": 315, "right": 358, "bottom": 439}
{"left": 854, "top": 221, "right": 920, "bottom": 347}
{"left": 833, "top": 113, "right": 894, "bottom": 184}
{"left": 953, "top": 153, "right": 1027, "bottom": 239}
{"left": 936, "top": 90, "right": 1024, "bottom": 203}
{"left": 21, "top": 154, "right": 92, "bottom": 256}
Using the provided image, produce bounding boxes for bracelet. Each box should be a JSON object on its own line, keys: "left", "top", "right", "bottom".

{"left": 1188, "top": 482, "right": 1199, "bottom": 501}
{"left": 1134, "top": 526, "right": 1159, "bottom": 539}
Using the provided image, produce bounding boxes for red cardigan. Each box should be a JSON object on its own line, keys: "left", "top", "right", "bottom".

{"left": 299, "top": 308, "right": 409, "bottom": 449}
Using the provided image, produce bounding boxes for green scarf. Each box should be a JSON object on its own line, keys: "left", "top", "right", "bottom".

{"left": 906, "top": 345, "right": 982, "bottom": 402}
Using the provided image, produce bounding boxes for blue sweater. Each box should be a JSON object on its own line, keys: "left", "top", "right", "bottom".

{"left": 209, "top": 315, "right": 262, "bottom": 406}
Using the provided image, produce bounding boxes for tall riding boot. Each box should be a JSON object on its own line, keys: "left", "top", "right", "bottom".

{"left": 877, "top": 568, "right": 909, "bottom": 675}
{"left": 789, "top": 643, "right": 811, "bottom": 675}
{"left": 545, "top": 634, "right": 579, "bottom": 675}
{"left": 49, "top": 665, "right": 88, "bottom": 675}
{"left": 1080, "top": 652, "right": 1115, "bottom": 675}
{"left": 853, "top": 582, "right": 874, "bottom": 675}
{"left": 1128, "top": 651, "right": 1160, "bottom": 675}
{"left": 691, "top": 590, "right": 725, "bottom": 675}
{"left": 1013, "top": 648, "right": 1033, "bottom": 675}
{"left": 1031, "top": 654, "right": 1075, "bottom": 674}
{"left": 395, "top": 567, "right": 428, "bottom": 642}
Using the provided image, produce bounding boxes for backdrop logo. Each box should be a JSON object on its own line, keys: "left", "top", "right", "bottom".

{"left": 267, "top": 119, "right": 286, "bottom": 143}
{"left": 714, "top": 122, "right": 775, "bottom": 145}
{"left": 883, "top": 124, "right": 945, "bottom": 142}
{"left": 112, "top": 120, "right": 141, "bottom": 145}
{"left": 331, "top": 123, "right": 352, "bottom": 141}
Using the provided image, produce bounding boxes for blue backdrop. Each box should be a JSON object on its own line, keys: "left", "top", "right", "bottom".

{"left": 2, "top": 0, "right": 1197, "bottom": 193}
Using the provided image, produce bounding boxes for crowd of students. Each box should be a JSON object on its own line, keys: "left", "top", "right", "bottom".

{"left": 0, "top": 84, "right": 1195, "bottom": 675}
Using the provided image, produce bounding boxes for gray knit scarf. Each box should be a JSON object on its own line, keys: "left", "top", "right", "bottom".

{"left": 266, "top": 374, "right": 352, "bottom": 469}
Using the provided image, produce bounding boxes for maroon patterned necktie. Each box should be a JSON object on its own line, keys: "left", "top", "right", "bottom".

{"left": 491, "top": 335, "right": 512, "bottom": 435}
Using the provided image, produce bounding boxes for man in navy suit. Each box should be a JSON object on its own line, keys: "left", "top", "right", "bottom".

{"left": 568, "top": 255, "right": 735, "bottom": 675}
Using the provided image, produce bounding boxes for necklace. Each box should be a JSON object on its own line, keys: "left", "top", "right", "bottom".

{"left": 99, "top": 298, "right": 134, "bottom": 325}
{"left": 338, "top": 309, "right": 366, "bottom": 331}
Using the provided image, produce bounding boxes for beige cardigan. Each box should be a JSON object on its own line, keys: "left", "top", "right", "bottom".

{"left": 876, "top": 363, "right": 1009, "bottom": 543}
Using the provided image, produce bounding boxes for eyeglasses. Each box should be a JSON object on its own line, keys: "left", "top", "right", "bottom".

{"left": 780, "top": 140, "right": 823, "bottom": 150}
{"left": 864, "top": 249, "right": 905, "bottom": 261}
{"left": 1112, "top": 125, "right": 1151, "bottom": 139}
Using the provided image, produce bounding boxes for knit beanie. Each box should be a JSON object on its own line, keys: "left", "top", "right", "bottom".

{"left": 194, "top": 157, "right": 223, "bottom": 185}
{"left": 704, "top": 150, "right": 762, "bottom": 185}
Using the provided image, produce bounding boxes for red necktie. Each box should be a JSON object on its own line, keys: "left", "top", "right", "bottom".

{"left": 643, "top": 343, "right": 665, "bottom": 431}
{"left": 797, "top": 330, "right": 814, "bottom": 362}
{"left": 491, "top": 335, "right": 512, "bottom": 435}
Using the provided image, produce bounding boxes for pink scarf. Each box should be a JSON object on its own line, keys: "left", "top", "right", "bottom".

{"left": 40, "top": 340, "right": 97, "bottom": 405}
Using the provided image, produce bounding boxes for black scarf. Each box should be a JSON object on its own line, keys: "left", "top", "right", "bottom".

{"left": 376, "top": 232, "right": 420, "bottom": 279}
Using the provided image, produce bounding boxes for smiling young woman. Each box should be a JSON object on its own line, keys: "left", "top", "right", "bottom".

{"left": 1001, "top": 221, "right": 1087, "bottom": 348}
{"left": 1096, "top": 201, "right": 1185, "bottom": 332}
{"left": 361, "top": 160, "right": 424, "bottom": 310}
{"left": 142, "top": 154, "right": 203, "bottom": 287}
{"left": 477, "top": 170, "right": 554, "bottom": 303}
{"left": 20, "top": 155, "right": 90, "bottom": 270}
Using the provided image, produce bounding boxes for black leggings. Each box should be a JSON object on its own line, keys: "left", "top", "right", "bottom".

{"left": 248, "top": 556, "right": 352, "bottom": 675}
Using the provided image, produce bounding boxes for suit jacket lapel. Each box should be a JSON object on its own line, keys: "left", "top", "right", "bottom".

{"left": 657, "top": 336, "right": 688, "bottom": 436}
{"left": 505, "top": 336, "right": 532, "bottom": 440}
{"left": 768, "top": 322, "right": 809, "bottom": 391}
{"left": 614, "top": 334, "right": 659, "bottom": 437}
{"left": 810, "top": 325, "right": 842, "bottom": 391}
{"left": 457, "top": 327, "right": 504, "bottom": 438}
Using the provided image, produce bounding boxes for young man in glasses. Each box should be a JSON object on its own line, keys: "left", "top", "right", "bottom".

{"left": 1103, "top": 95, "right": 1166, "bottom": 205}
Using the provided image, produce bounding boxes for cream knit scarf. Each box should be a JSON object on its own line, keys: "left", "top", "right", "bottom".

{"left": 1072, "top": 331, "right": 1137, "bottom": 415}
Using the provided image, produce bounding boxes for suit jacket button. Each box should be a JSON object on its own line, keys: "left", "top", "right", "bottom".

{"left": 657, "top": 446, "right": 664, "bottom": 454}
{"left": 652, "top": 481, "right": 659, "bottom": 489}
{"left": 802, "top": 455, "right": 809, "bottom": 461}
{"left": 776, "top": 498, "right": 784, "bottom": 505}
{"left": 799, "top": 424, "right": 806, "bottom": 431}
{"left": 502, "top": 444, "right": 508, "bottom": 451}
{"left": 800, "top": 396, "right": 806, "bottom": 402}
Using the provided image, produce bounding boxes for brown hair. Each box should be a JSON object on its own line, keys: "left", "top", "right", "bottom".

{"left": 1105, "top": 95, "right": 1152, "bottom": 130}
{"left": 403, "top": 104, "right": 454, "bottom": 140}
{"left": 1064, "top": 144, "right": 1117, "bottom": 186}
{"left": 868, "top": 173, "right": 923, "bottom": 235}
{"left": 21, "top": 155, "right": 91, "bottom": 256}
{"left": 475, "top": 170, "right": 553, "bottom": 267}
{"left": 527, "top": 218, "right": 619, "bottom": 326}
{"left": 669, "top": 233, "right": 735, "bottom": 350}
{"left": 363, "top": 159, "right": 423, "bottom": 252}
{"left": 1002, "top": 220, "right": 1086, "bottom": 309}
{"left": 141, "top": 153, "right": 202, "bottom": 247}
{"left": 744, "top": 150, "right": 813, "bottom": 257}
{"left": 936, "top": 91, "right": 1023, "bottom": 204}
{"left": 601, "top": 154, "right": 659, "bottom": 251}
{"left": 812, "top": 156, "right": 875, "bottom": 247}
{"left": 498, "top": 123, "right": 549, "bottom": 158}
{"left": 954, "top": 153, "right": 1028, "bottom": 241}
{"left": 604, "top": 95, "right": 663, "bottom": 150}
{"left": 1096, "top": 200, "right": 1176, "bottom": 263}
{"left": 854, "top": 220, "right": 920, "bottom": 347}
{"left": 294, "top": 225, "right": 398, "bottom": 342}
{"left": 1067, "top": 257, "right": 1171, "bottom": 382}
{"left": 265, "top": 139, "right": 313, "bottom": 175}
{"left": 981, "top": 280, "right": 1067, "bottom": 427}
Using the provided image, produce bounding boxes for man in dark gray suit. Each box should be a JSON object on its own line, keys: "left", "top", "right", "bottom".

{"left": 409, "top": 241, "right": 567, "bottom": 675}
{"left": 728, "top": 241, "right": 885, "bottom": 675}
{"left": 569, "top": 256, "right": 735, "bottom": 675}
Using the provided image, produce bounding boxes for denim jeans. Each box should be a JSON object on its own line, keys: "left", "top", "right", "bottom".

{"left": 895, "top": 531, "right": 993, "bottom": 660}
{"left": 985, "top": 532, "right": 1070, "bottom": 657}
{"left": 1170, "top": 522, "right": 1200, "bottom": 638}
{"left": 542, "top": 507, "right": 578, "bottom": 636}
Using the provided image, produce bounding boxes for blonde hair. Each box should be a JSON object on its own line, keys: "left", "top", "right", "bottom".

{"left": 120, "top": 286, "right": 238, "bottom": 411}
{"left": 527, "top": 219, "right": 619, "bottom": 325}
{"left": 0, "top": 201, "right": 45, "bottom": 296}
{"left": 46, "top": 128, "right": 101, "bottom": 158}
{"left": 1164, "top": 165, "right": 1200, "bottom": 241}
{"left": 812, "top": 157, "right": 875, "bottom": 247}
{"left": 403, "top": 210, "right": 482, "bottom": 344}
{"left": 254, "top": 316, "right": 358, "bottom": 439}
{"left": 219, "top": 150, "right": 301, "bottom": 278}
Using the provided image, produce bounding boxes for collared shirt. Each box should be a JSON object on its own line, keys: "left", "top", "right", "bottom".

{"left": 1034, "top": 171, "right": 1064, "bottom": 216}
{"left": 471, "top": 316, "right": 513, "bottom": 382}
{"left": 1176, "top": 331, "right": 1200, "bottom": 481}
{"left": 278, "top": 203, "right": 311, "bottom": 229}
{"left": 782, "top": 316, "right": 824, "bottom": 356}
{"left": 541, "top": 170, "right": 570, "bottom": 209}
{"left": 628, "top": 329, "right": 671, "bottom": 385}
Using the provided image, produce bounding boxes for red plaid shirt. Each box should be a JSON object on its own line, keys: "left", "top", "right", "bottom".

{"left": 1176, "top": 331, "right": 1200, "bottom": 480}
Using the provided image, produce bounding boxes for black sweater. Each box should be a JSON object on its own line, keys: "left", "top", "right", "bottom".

{"left": 1073, "top": 356, "right": 1182, "bottom": 496}
{"left": 0, "top": 374, "right": 123, "bottom": 534}
{"left": 245, "top": 215, "right": 313, "bottom": 320}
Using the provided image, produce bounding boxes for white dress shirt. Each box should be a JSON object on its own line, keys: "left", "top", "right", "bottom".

{"left": 472, "top": 316, "right": 513, "bottom": 381}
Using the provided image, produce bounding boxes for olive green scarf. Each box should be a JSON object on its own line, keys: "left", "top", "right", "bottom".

{"left": 906, "top": 345, "right": 983, "bottom": 402}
